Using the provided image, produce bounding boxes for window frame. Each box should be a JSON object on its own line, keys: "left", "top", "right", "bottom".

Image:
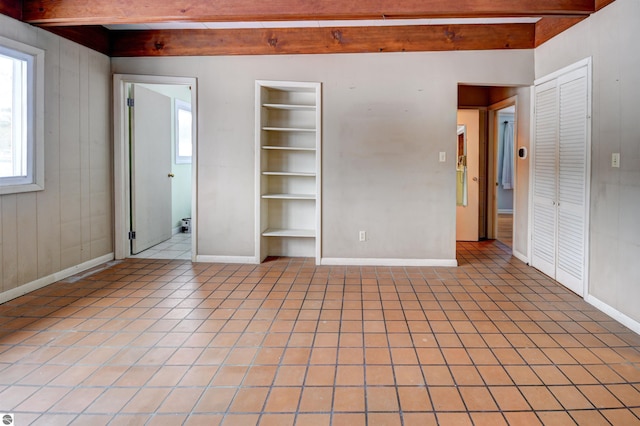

{"left": 0, "top": 36, "right": 44, "bottom": 195}
{"left": 174, "top": 99, "right": 192, "bottom": 165}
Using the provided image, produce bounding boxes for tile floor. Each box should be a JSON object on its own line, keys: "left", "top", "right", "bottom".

{"left": 129, "top": 233, "right": 192, "bottom": 260}
{"left": 1, "top": 241, "right": 640, "bottom": 425}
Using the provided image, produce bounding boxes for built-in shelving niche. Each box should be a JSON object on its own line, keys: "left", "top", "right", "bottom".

{"left": 255, "top": 81, "right": 321, "bottom": 263}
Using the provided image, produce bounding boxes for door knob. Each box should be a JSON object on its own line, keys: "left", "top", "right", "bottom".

{"left": 168, "top": 173, "right": 175, "bottom": 178}
{"left": 473, "top": 177, "right": 478, "bottom": 182}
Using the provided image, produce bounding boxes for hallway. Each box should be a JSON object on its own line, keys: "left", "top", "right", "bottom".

{"left": 0, "top": 241, "right": 638, "bottom": 425}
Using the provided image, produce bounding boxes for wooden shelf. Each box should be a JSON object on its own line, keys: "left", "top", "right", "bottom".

{"left": 262, "top": 228, "right": 315, "bottom": 238}
{"left": 262, "top": 126, "right": 316, "bottom": 132}
{"left": 262, "top": 193, "right": 315, "bottom": 200}
{"left": 263, "top": 103, "right": 316, "bottom": 111}
{"left": 262, "top": 171, "right": 316, "bottom": 177}
{"left": 262, "top": 145, "right": 315, "bottom": 151}
{"left": 256, "top": 80, "right": 321, "bottom": 262}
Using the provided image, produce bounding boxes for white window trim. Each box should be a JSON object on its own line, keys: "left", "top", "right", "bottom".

{"left": 0, "top": 36, "right": 44, "bottom": 195}
{"left": 175, "top": 98, "right": 192, "bottom": 164}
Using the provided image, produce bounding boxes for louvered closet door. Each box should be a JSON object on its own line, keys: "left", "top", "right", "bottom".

{"left": 531, "top": 61, "right": 589, "bottom": 297}
{"left": 555, "top": 67, "right": 589, "bottom": 295}
{"left": 531, "top": 80, "right": 559, "bottom": 279}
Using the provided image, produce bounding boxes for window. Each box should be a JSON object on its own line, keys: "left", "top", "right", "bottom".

{"left": 175, "top": 99, "right": 192, "bottom": 164}
{"left": 0, "top": 36, "right": 44, "bottom": 194}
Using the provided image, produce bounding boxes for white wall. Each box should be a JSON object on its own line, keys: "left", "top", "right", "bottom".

{"left": 0, "top": 14, "right": 112, "bottom": 299}
{"left": 535, "top": 0, "right": 640, "bottom": 323}
{"left": 112, "top": 50, "right": 534, "bottom": 263}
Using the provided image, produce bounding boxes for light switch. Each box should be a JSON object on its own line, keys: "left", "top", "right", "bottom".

{"left": 439, "top": 152, "right": 446, "bottom": 162}
{"left": 612, "top": 153, "right": 620, "bottom": 168}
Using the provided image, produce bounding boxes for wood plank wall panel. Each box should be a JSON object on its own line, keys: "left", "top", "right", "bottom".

{"left": 88, "top": 53, "right": 113, "bottom": 257}
{"left": 79, "top": 48, "right": 92, "bottom": 263}
{"left": 16, "top": 193, "right": 38, "bottom": 285}
{"left": 1, "top": 196, "right": 18, "bottom": 292}
{"left": 36, "top": 29, "right": 61, "bottom": 278}
{"left": 59, "top": 42, "right": 83, "bottom": 270}
{"left": 0, "top": 14, "right": 113, "bottom": 296}
{"left": 111, "top": 24, "right": 535, "bottom": 57}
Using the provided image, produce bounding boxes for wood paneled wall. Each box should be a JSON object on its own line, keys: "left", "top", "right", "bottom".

{"left": 0, "top": 14, "right": 112, "bottom": 296}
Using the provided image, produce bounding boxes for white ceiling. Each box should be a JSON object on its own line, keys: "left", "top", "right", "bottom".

{"left": 105, "top": 17, "right": 540, "bottom": 31}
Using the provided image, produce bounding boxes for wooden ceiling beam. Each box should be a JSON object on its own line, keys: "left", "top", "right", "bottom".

{"left": 44, "top": 26, "right": 111, "bottom": 55}
{"left": 534, "top": 16, "right": 586, "bottom": 46}
{"left": 0, "top": 0, "right": 22, "bottom": 20}
{"left": 110, "top": 24, "right": 535, "bottom": 57}
{"left": 23, "top": 0, "right": 594, "bottom": 26}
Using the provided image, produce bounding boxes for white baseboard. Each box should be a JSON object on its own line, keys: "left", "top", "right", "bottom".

{"left": 0, "top": 253, "right": 115, "bottom": 305}
{"left": 585, "top": 294, "right": 640, "bottom": 336}
{"left": 195, "top": 255, "right": 260, "bottom": 264}
{"left": 513, "top": 249, "right": 529, "bottom": 265}
{"left": 320, "top": 257, "right": 458, "bottom": 267}
{"left": 172, "top": 226, "right": 181, "bottom": 235}
{"left": 498, "top": 209, "right": 514, "bottom": 214}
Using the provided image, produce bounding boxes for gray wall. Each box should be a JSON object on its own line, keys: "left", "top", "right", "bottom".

{"left": 112, "top": 50, "right": 534, "bottom": 262}
{"left": 0, "top": 14, "right": 112, "bottom": 296}
{"left": 535, "top": 0, "right": 640, "bottom": 322}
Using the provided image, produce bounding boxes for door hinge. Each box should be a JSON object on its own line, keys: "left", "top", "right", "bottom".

{"left": 127, "top": 98, "right": 134, "bottom": 107}
{"left": 128, "top": 231, "right": 136, "bottom": 240}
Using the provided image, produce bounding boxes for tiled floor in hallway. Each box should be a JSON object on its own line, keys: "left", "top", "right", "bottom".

{"left": 0, "top": 241, "right": 639, "bottom": 425}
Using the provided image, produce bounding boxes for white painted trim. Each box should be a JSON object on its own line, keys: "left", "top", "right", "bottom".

{"left": 513, "top": 249, "right": 529, "bottom": 265}
{"left": 534, "top": 57, "right": 591, "bottom": 86}
{"left": 0, "top": 253, "right": 114, "bottom": 304}
{"left": 113, "top": 74, "right": 198, "bottom": 262}
{"left": 320, "top": 258, "right": 458, "bottom": 267}
{"left": 585, "top": 295, "right": 640, "bottom": 336}
{"left": 196, "top": 255, "right": 260, "bottom": 264}
{"left": 497, "top": 209, "right": 513, "bottom": 214}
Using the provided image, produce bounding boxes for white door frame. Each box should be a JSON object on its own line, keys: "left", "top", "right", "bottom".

{"left": 113, "top": 74, "right": 198, "bottom": 260}
{"left": 487, "top": 96, "right": 517, "bottom": 249}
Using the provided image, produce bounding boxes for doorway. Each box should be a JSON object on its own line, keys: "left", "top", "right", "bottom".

{"left": 456, "top": 109, "right": 481, "bottom": 241}
{"left": 495, "top": 105, "right": 515, "bottom": 248}
{"left": 113, "top": 74, "right": 197, "bottom": 261}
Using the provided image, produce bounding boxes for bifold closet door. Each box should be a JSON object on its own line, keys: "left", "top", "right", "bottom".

{"left": 555, "top": 67, "right": 589, "bottom": 294}
{"left": 531, "top": 80, "right": 558, "bottom": 279}
{"left": 531, "top": 63, "right": 589, "bottom": 296}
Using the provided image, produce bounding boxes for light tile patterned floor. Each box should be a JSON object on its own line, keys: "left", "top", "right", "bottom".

{"left": 129, "top": 233, "right": 192, "bottom": 260}
{"left": 1, "top": 241, "right": 639, "bottom": 425}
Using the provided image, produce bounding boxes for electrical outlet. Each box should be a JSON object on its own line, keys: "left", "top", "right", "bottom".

{"left": 359, "top": 231, "right": 366, "bottom": 242}
{"left": 612, "top": 153, "right": 620, "bottom": 168}
{"left": 439, "top": 152, "right": 446, "bottom": 162}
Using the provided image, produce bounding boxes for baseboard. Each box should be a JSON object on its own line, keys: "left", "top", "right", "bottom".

{"left": 0, "top": 253, "right": 114, "bottom": 304}
{"left": 320, "top": 257, "right": 458, "bottom": 267}
{"left": 172, "top": 226, "right": 181, "bottom": 235}
{"left": 513, "top": 249, "right": 529, "bottom": 265}
{"left": 498, "top": 209, "right": 514, "bottom": 214}
{"left": 195, "top": 255, "right": 260, "bottom": 264}
{"left": 585, "top": 294, "right": 640, "bottom": 336}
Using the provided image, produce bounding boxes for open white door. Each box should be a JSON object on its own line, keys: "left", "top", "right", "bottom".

{"left": 130, "top": 84, "right": 173, "bottom": 255}
{"left": 456, "top": 109, "right": 480, "bottom": 241}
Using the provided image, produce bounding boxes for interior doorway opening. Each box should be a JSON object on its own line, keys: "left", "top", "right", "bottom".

{"left": 128, "top": 83, "right": 193, "bottom": 260}
{"left": 494, "top": 105, "right": 515, "bottom": 248}
{"left": 457, "top": 85, "right": 527, "bottom": 260}
{"left": 113, "top": 74, "right": 198, "bottom": 261}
